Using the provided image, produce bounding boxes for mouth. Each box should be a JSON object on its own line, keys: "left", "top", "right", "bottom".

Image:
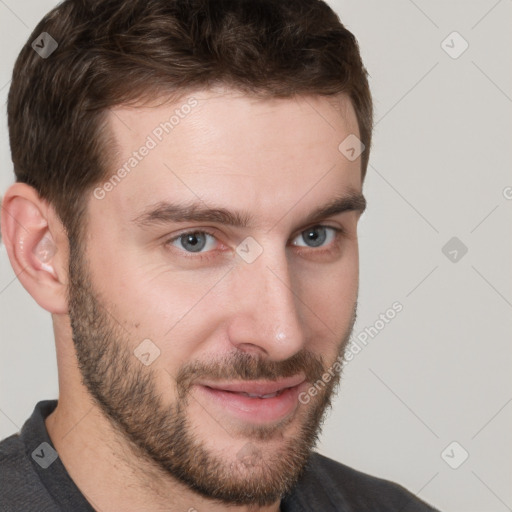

{"left": 193, "top": 375, "right": 307, "bottom": 424}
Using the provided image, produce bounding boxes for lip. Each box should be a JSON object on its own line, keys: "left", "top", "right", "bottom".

{"left": 193, "top": 375, "right": 307, "bottom": 424}
{"left": 197, "top": 374, "right": 306, "bottom": 396}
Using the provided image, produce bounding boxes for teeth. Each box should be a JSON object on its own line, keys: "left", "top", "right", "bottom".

{"left": 241, "top": 391, "right": 280, "bottom": 398}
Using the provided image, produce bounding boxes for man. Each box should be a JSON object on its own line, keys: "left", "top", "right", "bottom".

{"left": 0, "top": 0, "right": 440, "bottom": 510}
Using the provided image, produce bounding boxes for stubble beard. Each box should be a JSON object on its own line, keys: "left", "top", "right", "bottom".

{"left": 67, "top": 241, "right": 356, "bottom": 506}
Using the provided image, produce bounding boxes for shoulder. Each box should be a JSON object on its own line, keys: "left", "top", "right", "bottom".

{"left": 0, "top": 432, "right": 29, "bottom": 485}
{"left": 0, "top": 432, "right": 57, "bottom": 511}
{"left": 283, "top": 452, "right": 440, "bottom": 512}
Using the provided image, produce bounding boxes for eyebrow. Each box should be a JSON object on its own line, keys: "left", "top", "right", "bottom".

{"left": 132, "top": 191, "right": 366, "bottom": 230}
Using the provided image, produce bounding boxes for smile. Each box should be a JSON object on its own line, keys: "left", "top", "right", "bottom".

{"left": 194, "top": 375, "right": 307, "bottom": 424}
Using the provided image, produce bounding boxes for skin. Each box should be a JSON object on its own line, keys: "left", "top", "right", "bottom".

{"left": 1, "top": 87, "right": 365, "bottom": 512}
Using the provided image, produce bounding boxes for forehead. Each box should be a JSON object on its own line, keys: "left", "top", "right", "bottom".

{"left": 94, "top": 89, "right": 362, "bottom": 229}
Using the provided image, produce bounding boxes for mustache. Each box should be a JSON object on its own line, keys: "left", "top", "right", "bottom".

{"left": 175, "top": 349, "right": 327, "bottom": 397}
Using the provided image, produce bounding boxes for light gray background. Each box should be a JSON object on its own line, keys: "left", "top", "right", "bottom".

{"left": 1, "top": 1, "right": 511, "bottom": 511}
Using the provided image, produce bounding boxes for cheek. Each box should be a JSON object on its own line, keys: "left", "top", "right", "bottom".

{"left": 91, "top": 261, "right": 227, "bottom": 374}
{"left": 298, "top": 251, "right": 359, "bottom": 342}
{"left": 300, "top": 244, "right": 359, "bottom": 298}
{"left": 82, "top": 242, "right": 182, "bottom": 358}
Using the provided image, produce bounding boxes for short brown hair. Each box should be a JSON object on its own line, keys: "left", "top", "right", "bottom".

{"left": 8, "top": 0, "right": 372, "bottom": 241}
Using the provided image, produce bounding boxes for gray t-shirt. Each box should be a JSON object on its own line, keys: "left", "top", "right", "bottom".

{"left": 0, "top": 400, "right": 440, "bottom": 511}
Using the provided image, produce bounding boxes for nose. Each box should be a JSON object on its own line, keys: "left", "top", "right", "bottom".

{"left": 226, "top": 244, "right": 308, "bottom": 361}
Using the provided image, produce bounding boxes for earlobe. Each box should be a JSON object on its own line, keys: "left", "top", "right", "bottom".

{"left": 1, "top": 183, "right": 69, "bottom": 314}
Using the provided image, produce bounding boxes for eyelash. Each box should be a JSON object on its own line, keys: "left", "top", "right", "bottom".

{"left": 165, "top": 225, "right": 345, "bottom": 262}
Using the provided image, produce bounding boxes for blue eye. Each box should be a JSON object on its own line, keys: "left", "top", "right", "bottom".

{"left": 168, "top": 231, "right": 217, "bottom": 253}
{"left": 291, "top": 225, "right": 339, "bottom": 248}
{"left": 166, "top": 225, "right": 344, "bottom": 259}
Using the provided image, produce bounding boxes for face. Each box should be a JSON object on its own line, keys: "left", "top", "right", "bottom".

{"left": 68, "top": 88, "right": 364, "bottom": 506}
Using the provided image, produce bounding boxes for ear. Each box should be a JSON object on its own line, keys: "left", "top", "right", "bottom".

{"left": 1, "top": 183, "right": 69, "bottom": 314}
